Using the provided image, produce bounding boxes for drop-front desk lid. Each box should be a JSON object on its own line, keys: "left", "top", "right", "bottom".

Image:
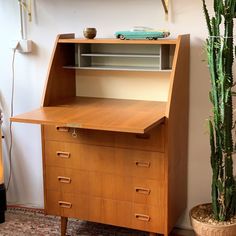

{"left": 11, "top": 97, "right": 166, "bottom": 134}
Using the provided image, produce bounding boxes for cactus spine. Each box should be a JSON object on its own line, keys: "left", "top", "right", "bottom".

{"left": 202, "top": 0, "right": 236, "bottom": 221}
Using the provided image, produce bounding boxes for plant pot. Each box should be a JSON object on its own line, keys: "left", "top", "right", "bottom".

{"left": 190, "top": 204, "right": 236, "bottom": 236}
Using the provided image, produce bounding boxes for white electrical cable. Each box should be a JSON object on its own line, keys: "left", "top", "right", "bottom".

{"left": 5, "top": 48, "right": 17, "bottom": 191}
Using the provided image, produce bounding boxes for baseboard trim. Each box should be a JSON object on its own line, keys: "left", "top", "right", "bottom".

{"left": 7, "top": 204, "right": 44, "bottom": 214}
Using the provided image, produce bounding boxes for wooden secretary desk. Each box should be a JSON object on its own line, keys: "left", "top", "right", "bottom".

{"left": 11, "top": 34, "right": 190, "bottom": 236}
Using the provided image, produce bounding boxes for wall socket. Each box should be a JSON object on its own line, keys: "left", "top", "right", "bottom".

{"left": 17, "top": 39, "right": 32, "bottom": 54}
{"left": 10, "top": 39, "right": 33, "bottom": 53}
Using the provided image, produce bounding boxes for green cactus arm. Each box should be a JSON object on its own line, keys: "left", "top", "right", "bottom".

{"left": 209, "top": 118, "right": 219, "bottom": 218}
{"left": 202, "top": 0, "right": 213, "bottom": 35}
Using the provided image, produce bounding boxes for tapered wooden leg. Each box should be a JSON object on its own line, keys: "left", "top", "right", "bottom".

{"left": 61, "top": 216, "right": 68, "bottom": 236}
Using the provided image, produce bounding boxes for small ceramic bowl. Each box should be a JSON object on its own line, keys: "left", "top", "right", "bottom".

{"left": 83, "top": 28, "right": 97, "bottom": 39}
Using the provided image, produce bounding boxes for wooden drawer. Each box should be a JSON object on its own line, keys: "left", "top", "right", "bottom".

{"left": 43, "top": 125, "right": 115, "bottom": 146}
{"left": 45, "top": 191, "right": 165, "bottom": 233}
{"left": 115, "top": 125, "right": 165, "bottom": 152}
{"left": 43, "top": 124, "right": 164, "bottom": 152}
{"left": 44, "top": 141, "right": 165, "bottom": 179}
{"left": 45, "top": 166, "right": 164, "bottom": 206}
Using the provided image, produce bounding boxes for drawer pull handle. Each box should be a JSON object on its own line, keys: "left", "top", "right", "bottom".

{"left": 56, "top": 151, "right": 70, "bottom": 159}
{"left": 56, "top": 126, "right": 69, "bottom": 132}
{"left": 135, "top": 187, "right": 151, "bottom": 195}
{"left": 71, "top": 128, "right": 78, "bottom": 138}
{"left": 58, "top": 201, "right": 72, "bottom": 209}
{"left": 57, "top": 176, "right": 71, "bottom": 184}
{"left": 135, "top": 161, "right": 150, "bottom": 168}
{"left": 135, "top": 214, "right": 150, "bottom": 222}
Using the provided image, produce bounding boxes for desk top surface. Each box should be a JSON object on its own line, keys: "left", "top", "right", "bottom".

{"left": 11, "top": 97, "right": 166, "bottom": 134}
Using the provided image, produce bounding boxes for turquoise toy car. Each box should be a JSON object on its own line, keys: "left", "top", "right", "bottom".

{"left": 115, "top": 27, "right": 170, "bottom": 40}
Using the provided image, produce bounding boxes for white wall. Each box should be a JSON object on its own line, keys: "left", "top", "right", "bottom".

{"left": 0, "top": 0, "right": 234, "bottom": 230}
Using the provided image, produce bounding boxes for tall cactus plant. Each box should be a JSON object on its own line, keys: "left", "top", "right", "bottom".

{"left": 202, "top": 0, "right": 236, "bottom": 221}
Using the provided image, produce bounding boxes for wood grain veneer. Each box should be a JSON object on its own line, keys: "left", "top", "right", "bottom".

{"left": 11, "top": 97, "right": 166, "bottom": 134}
{"left": 11, "top": 34, "right": 190, "bottom": 236}
{"left": 46, "top": 191, "right": 165, "bottom": 233}
{"left": 165, "top": 35, "right": 190, "bottom": 233}
{"left": 42, "top": 34, "right": 76, "bottom": 106}
{"left": 58, "top": 38, "right": 177, "bottom": 45}
{"left": 45, "top": 166, "right": 164, "bottom": 205}
{"left": 44, "top": 140, "right": 165, "bottom": 179}
{"left": 43, "top": 124, "right": 165, "bottom": 152}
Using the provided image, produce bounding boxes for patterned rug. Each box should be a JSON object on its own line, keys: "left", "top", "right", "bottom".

{"left": 0, "top": 207, "right": 153, "bottom": 236}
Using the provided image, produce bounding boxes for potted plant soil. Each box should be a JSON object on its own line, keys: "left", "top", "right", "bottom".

{"left": 190, "top": 0, "right": 236, "bottom": 235}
